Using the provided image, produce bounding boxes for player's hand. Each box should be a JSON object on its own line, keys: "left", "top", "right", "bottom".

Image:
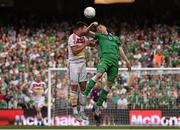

{"left": 91, "top": 22, "right": 98, "bottom": 26}
{"left": 85, "top": 40, "right": 97, "bottom": 46}
{"left": 91, "top": 39, "right": 98, "bottom": 44}
{"left": 127, "top": 62, "right": 131, "bottom": 71}
{"left": 85, "top": 40, "right": 92, "bottom": 46}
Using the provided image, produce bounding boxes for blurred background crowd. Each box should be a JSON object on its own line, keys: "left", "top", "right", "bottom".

{"left": 0, "top": 6, "right": 180, "bottom": 110}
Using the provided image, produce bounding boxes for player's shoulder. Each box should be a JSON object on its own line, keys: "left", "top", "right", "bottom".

{"left": 110, "top": 33, "right": 119, "bottom": 39}
{"left": 95, "top": 32, "right": 103, "bottom": 38}
{"left": 95, "top": 32, "right": 102, "bottom": 36}
{"left": 31, "top": 81, "right": 36, "bottom": 84}
{"left": 68, "top": 33, "right": 79, "bottom": 42}
{"left": 112, "top": 34, "right": 120, "bottom": 43}
{"left": 68, "top": 34, "right": 74, "bottom": 39}
{"left": 70, "top": 33, "right": 80, "bottom": 38}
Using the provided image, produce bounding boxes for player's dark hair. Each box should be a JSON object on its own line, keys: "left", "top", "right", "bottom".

{"left": 96, "top": 23, "right": 108, "bottom": 29}
{"left": 74, "top": 21, "right": 87, "bottom": 30}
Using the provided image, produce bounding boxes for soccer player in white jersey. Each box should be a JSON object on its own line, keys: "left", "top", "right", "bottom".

{"left": 29, "top": 74, "right": 47, "bottom": 126}
{"left": 68, "top": 21, "right": 96, "bottom": 121}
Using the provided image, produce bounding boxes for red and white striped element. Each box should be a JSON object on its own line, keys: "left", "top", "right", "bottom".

{"left": 68, "top": 33, "right": 87, "bottom": 63}
{"left": 30, "top": 81, "right": 46, "bottom": 96}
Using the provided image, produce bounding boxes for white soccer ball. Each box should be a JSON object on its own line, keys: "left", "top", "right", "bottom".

{"left": 84, "top": 7, "right": 96, "bottom": 18}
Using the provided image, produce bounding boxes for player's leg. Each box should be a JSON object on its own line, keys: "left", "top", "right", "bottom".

{"left": 83, "top": 59, "right": 108, "bottom": 96}
{"left": 34, "top": 97, "right": 45, "bottom": 126}
{"left": 84, "top": 59, "right": 109, "bottom": 125}
{"left": 95, "top": 65, "right": 118, "bottom": 110}
{"left": 93, "top": 65, "right": 118, "bottom": 126}
{"left": 79, "top": 62, "right": 88, "bottom": 120}
{"left": 69, "top": 63, "right": 80, "bottom": 120}
{"left": 35, "top": 106, "right": 43, "bottom": 126}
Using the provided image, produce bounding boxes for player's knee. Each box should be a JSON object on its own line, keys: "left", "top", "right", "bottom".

{"left": 91, "top": 73, "right": 103, "bottom": 82}
{"left": 36, "top": 107, "right": 41, "bottom": 113}
{"left": 71, "top": 85, "right": 78, "bottom": 92}
{"left": 96, "top": 72, "right": 103, "bottom": 80}
{"left": 79, "top": 81, "right": 87, "bottom": 92}
{"left": 97, "top": 72, "right": 103, "bottom": 78}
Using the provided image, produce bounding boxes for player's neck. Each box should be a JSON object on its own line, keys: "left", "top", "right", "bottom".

{"left": 102, "top": 31, "right": 108, "bottom": 35}
{"left": 36, "top": 80, "right": 40, "bottom": 83}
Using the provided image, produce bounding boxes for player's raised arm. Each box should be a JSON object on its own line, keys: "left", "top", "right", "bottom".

{"left": 119, "top": 47, "right": 131, "bottom": 71}
{"left": 85, "top": 22, "right": 98, "bottom": 37}
{"left": 68, "top": 21, "right": 97, "bottom": 55}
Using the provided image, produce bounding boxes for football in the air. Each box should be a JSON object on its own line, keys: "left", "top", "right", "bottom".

{"left": 84, "top": 7, "right": 96, "bottom": 18}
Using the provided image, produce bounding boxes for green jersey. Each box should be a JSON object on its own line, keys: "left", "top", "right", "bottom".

{"left": 171, "top": 42, "right": 180, "bottom": 54}
{"left": 95, "top": 33, "right": 120, "bottom": 61}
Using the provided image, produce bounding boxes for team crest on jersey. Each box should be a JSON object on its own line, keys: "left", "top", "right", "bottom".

{"left": 108, "top": 36, "right": 113, "bottom": 40}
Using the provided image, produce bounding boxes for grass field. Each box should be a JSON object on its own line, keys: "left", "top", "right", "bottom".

{"left": 0, "top": 125, "right": 180, "bottom": 130}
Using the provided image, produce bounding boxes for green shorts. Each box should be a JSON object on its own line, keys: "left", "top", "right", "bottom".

{"left": 97, "top": 57, "right": 119, "bottom": 83}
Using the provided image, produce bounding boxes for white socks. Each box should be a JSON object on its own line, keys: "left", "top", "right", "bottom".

{"left": 73, "top": 106, "right": 78, "bottom": 115}
{"left": 80, "top": 105, "right": 85, "bottom": 113}
{"left": 91, "top": 75, "right": 98, "bottom": 82}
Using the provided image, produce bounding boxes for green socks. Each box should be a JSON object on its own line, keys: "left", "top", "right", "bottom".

{"left": 83, "top": 78, "right": 109, "bottom": 107}
{"left": 96, "top": 89, "right": 109, "bottom": 106}
{"left": 83, "top": 79, "right": 96, "bottom": 96}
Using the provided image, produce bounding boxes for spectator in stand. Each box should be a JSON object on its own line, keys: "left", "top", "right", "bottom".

{"left": 153, "top": 48, "right": 165, "bottom": 67}
{"left": 90, "top": 81, "right": 103, "bottom": 103}
{"left": 117, "top": 94, "right": 128, "bottom": 109}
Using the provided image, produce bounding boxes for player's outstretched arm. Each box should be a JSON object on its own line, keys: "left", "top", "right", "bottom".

{"left": 85, "top": 22, "right": 98, "bottom": 37}
{"left": 119, "top": 47, "right": 131, "bottom": 71}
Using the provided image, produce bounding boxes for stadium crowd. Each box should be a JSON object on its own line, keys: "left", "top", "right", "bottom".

{"left": 0, "top": 15, "right": 179, "bottom": 110}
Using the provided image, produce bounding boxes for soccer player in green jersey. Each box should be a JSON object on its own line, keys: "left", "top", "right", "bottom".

{"left": 83, "top": 22, "right": 131, "bottom": 124}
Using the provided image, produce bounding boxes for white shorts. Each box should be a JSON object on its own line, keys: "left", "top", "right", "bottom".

{"left": 33, "top": 96, "right": 45, "bottom": 108}
{"left": 68, "top": 62, "right": 87, "bottom": 85}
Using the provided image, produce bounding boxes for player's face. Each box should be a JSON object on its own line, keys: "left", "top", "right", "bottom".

{"left": 96, "top": 25, "right": 107, "bottom": 34}
{"left": 36, "top": 75, "right": 41, "bottom": 81}
{"left": 80, "top": 25, "right": 87, "bottom": 36}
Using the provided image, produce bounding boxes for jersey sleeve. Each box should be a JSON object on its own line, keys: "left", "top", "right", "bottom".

{"left": 95, "top": 33, "right": 102, "bottom": 39}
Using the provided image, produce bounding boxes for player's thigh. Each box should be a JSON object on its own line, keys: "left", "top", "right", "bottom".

{"left": 97, "top": 59, "right": 109, "bottom": 74}
{"left": 33, "top": 97, "right": 45, "bottom": 111}
{"left": 68, "top": 63, "right": 79, "bottom": 84}
{"left": 107, "top": 65, "right": 118, "bottom": 83}
{"left": 79, "top": 62, "right": 87, "bottom": 83}
{"left": 79, "top": 63, "right": 87, "bottom": 91}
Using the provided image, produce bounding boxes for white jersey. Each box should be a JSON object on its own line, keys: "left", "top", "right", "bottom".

{"left": 30, "top": 81, "right": 46, "bottom": 97}
{"left": 68, "top": 33, "right": 87, "bottom": 63}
